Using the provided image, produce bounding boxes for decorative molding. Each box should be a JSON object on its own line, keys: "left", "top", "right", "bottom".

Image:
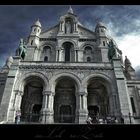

{"left": 79, "top": 38, "right": 96, "bottom": 42}
{"left": 39, "top": 38, "right": 57, "bottom": 41}
{"left": 42, "top": 90, "right": 52, "bottom": 95}
{"left": 19, "top": 64, "right": 113, "bottom": 71}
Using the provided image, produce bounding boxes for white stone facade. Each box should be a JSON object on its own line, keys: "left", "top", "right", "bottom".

{"left": 0, "top": 8, "right": 140, "bottom": 124}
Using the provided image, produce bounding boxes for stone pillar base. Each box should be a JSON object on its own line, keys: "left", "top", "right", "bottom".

{"left": 78, "top": 109, "right": 88, "bottom": 124}
{"left": 40, "top": 109, "right": 54, "bottom": 124}
{"left": 123, "top": 116, "right": 135, "bottom": 124}
{"left": 7, "top": 107, "right": 16, "bottom": 123}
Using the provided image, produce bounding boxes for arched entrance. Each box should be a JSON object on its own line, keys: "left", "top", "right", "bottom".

{"left": 87, "top": 78, "right": 110, "bottom": 119}
{"left": 20, "top": 77, "right": 44, "bottom": 123}
{"left": 54, "top": 77, "right": 76, "bottom": 123}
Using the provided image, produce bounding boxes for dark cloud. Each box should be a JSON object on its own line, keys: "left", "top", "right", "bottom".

{"left": 0, "top": 5, "right": 140, "bottom": 69}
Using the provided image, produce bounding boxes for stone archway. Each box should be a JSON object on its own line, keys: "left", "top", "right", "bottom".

{"left": 54, "top": 76, "right": 76, "bottom": 123}
{"left": 87, "top": 77, "right": 110, "bottom": 120}
{"left": 20, "top": 76, "right": 44, "bottom": 123}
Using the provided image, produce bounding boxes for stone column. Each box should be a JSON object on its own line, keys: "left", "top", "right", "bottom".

{"left": 78, "top": 92, "right": 88, "bottom": 124}
{"left": 62, "top": 21, "right": 65, "bottom": 32}
{"left": 41, "top": 91, "right": 54, "bottom": 124}
{"left": 75, "top": 23, "right": 78, "bottom": 32}
{"left": 7, "top": 90, "right": 23, "bottom": 123}
{"left": 56, "top": 50, "right": 60, "bottom": 61}
{"left": 14, "top": 91, "right": 23, "bottom": 111}
{"left": 75, "top": 50, "right": 77, "bottom": 62}
{"left": 59, "top": 49, "right": 64, "bottom": 61}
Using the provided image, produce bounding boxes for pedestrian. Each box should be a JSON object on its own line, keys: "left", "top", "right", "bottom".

{"left": 120, "top": 117, "right": 124, "bottom": 124}
{"left": 114, "top": 117, "right": 119, "bottom": 124}
{"left": 15, "top": 110, "right": 21, "bottom": 124}
{"left": 86, "top": 116, "right": 92, "bottom": 124}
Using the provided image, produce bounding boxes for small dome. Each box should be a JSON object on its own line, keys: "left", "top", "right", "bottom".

{"left": 68, "top": 6, "right": 73, "bottom": 14}
{"left": 33, "top": 19, "right": 41, "bottom": 27}
{"left": 96, "top": 22, "right": 106, "bottom": 28}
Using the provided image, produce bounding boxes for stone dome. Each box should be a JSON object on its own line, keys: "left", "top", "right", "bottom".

{"left": 96, "top": 22, "right": 106, "bottom": 28}
{"left": 33, "top": 19, "right": 41, "bottom": 27}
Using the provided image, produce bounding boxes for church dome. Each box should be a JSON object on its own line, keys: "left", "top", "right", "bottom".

{"left": 33, "top": 19, "right": 41, "bottom": 27}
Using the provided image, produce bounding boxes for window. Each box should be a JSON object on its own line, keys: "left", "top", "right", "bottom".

{"left": 87, "top": 57, "right": 91, "bottom": 62}
{"left": 44, "top": 56, "right": 48, "bottom": 62}
{"left": 65, "top": 46, "right": 71, "bottom": 62}
{"left": 43, "top": 46, "right": 51, "bottom": 54}
{"left": 101, "top": 29, "right": 104, "bottom": 32}
{"left": 103, "top": 41, "right": 105, "bottom": 46}
{"left": 31, "top": 40, "right": 33, "bottom": 45}
{"left": 84, "top": 46, "right": 92, "bottom": 54}
{"left": 130, "top": 97, "right": 136, "bottom": 113}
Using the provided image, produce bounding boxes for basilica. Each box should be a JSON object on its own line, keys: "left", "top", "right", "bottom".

{"left": 0, "top": 7, "right": 140, "bottom": 124}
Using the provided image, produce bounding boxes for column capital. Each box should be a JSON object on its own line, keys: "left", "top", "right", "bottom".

{"left": 79, "top": 92, "right": 87, "bottom": 96}
{"left": 42, "top": 90, "right": 52, "bottom": 95}
{"left": 14, "top": 90, "right": 23, "bottom": 96}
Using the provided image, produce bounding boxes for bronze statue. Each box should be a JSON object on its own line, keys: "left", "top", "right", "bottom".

{"left": 107, "top": 40, "right": 116, "bottom": 60}
{"left": 16, "top": 39, "right": 27, "bottom": 60}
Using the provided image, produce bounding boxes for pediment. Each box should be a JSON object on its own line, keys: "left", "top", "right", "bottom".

{"left": 78, "top": 25, "right": 96, "bottom": 37}
{"left": 40, "top": 24, "right": 59, "bottom": 38}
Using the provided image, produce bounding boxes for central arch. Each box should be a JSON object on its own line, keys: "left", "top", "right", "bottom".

{"left": 54, "top": 76, "right": 77, "bottom": 123}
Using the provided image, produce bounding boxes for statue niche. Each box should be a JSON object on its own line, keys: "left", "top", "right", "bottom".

{"left": 65, "top": 19, "right": 73, "bottom": 34}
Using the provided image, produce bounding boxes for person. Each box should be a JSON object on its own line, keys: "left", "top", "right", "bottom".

{"left": 114, "top": 117, "right": 119, "bottom": 124}
{"left": 15, "top": 110, "right": 21, "bottom": 124}
{"left": 86, "top": 116, "right": 92, "bottom": 124}
{"left": 99, "top": 118, "right": 104, "bottom": 124}
{"left": 120, "top": 117, "right": 124, "bottom": 124}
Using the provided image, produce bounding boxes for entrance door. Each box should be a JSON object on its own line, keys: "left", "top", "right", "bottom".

{"left": 59, "top": 105, "right": 72, "bottom": 123}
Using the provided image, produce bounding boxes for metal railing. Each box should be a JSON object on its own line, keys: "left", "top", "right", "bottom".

{"left": 15, "top": 113, "right": 139, "bottom": 124}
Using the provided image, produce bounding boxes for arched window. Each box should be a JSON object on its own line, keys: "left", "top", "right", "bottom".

{"left": 31, "top": 40, "right": 33, "bottom": 45}
{"left": 34, "top": 28, "right": 36, "bottom": 32}
{"left": 44, "top": 56, "right": 48, "bottom": 62}
{"left": 84, "top": 46, "right": 92, "bottom": 54}
{"left": 65, "top": 46, "right": 71, "bottom": 62}
{"left": 43, "top": 46, "right": 51, "bottom": 54}
{"left": 62, "top": 42, "right": 74, "bottom": 62}
{"left": 87, "top": 57, "right": 91, "bottom": 62}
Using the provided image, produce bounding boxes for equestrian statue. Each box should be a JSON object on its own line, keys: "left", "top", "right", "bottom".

{"left": 16, "top": 38, "right": 27, "bottom": 60}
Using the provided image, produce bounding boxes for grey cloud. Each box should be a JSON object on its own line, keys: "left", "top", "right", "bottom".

{"left": 0, "top": 5, "right": 140, "bottom": 69}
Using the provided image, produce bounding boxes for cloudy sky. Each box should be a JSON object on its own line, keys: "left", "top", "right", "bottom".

{"left": 0, "top": 5, "right": 140, "bottom": 72}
